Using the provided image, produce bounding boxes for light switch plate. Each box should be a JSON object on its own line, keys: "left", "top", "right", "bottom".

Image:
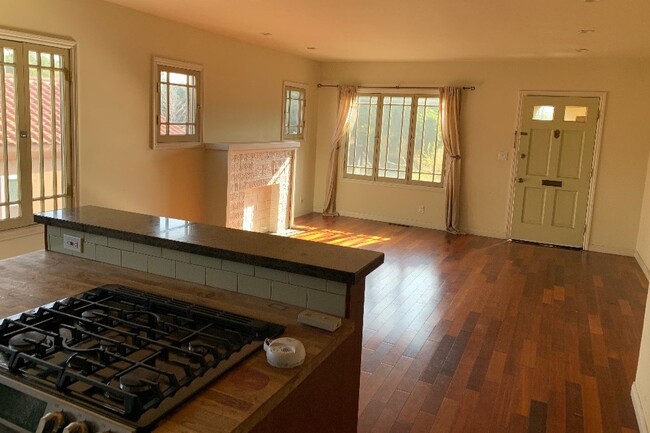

{"left": 497, "top": 151, "right": 509, "bottom": 161}
{"left": 63, "top": 234, "right": 82, "bottom": 253}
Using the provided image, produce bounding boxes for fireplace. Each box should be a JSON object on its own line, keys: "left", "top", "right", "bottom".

{"left": 204, "top": 141, "right": 299, "bottom": 233}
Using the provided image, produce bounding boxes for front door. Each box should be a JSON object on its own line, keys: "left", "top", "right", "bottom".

{"left": 510, "top": 95, "right": 600, "bottom": 248}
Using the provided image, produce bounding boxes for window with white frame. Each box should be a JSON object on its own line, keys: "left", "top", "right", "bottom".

{"left": 153, "top": 58, "right": 202, "bottom": 149}
{"left": 282, "top": 82, "right": 306, "bottom": 140}
{"left": 345, "top": 92, "right": 445, "bottom": 186}
{"left": 0, "top": 36, "right": 75, "bottom": 231}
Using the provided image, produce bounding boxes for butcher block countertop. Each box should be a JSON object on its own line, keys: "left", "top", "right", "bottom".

{"left": 0, "top": 251, "right": 354, "bottom": 433}
{"left": 34, "top": 206, "right": 384, "bottom": 284}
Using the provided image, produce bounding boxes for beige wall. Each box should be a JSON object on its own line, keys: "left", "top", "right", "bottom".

{"left": 633, "top": 58, "right": 650, "bottom": 429}
{"left": 0, "top": 0, "right": 320, "bottom": 258}
{"left": 0, "top": 226, "right": 43, "bottom": 260}
{"left": 314, "top": 59, "right": 650, "bottom": 254}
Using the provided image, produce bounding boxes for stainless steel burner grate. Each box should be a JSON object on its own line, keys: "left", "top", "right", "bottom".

{"left": 0, "top": 284, "right": 284, "bottom": 431}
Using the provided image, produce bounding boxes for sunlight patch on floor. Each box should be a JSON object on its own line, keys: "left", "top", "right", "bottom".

{"left": 287, "top": 224, "right": 390, "bottom": 248}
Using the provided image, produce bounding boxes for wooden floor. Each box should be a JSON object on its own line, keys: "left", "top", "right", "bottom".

{"left": 291, "top": 214, "right": 648, "bottom": 433}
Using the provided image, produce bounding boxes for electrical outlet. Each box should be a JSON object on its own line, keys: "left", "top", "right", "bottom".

{"left": 418, "top": 205, "right": 425, "bottom": 214}
{"left": 63, "top": 234, "right": 82, "bottom": 253}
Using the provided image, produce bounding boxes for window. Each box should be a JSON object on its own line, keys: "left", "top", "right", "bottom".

{"left": 282, "top": 82, "right": 306, "bottom": 140}
{"left": 0, "top": 36, "right": 74, "bottom": 231}
{"left": 153, "top": 57, "right": 202, "bottom": 149}
{"left": 345, "top": 92, "right": 444, "bottom": 186}
{"left": 532, "top": 105, "right": 554, "bottom": 121}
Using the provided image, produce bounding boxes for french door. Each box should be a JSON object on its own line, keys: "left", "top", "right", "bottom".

{"left": 0, "top": 39, "right": 72, "bottom": 230}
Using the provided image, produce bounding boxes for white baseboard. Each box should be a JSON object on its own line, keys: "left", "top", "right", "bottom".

{"left": 0, "top": 224, "right": 43, "bottom": 241}
{"left": 586, "top": 243, "right": 635, "bottom": 257}
{"left": 461, "top": 226, "right": 507, "bottom": 240}
{"left": 309, "top": 208, "right": 510, "bottom": 240}
{"left": 336, "top": 210, "right": 444, "bottom": 230}
{"left": 632, "top": 382, "right": 649, "bottom": 433}
{"left": 635, "top": 251, "right": 650, "bottom": 283}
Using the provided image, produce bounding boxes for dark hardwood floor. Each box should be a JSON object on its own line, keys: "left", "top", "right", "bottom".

{"left": 291, "top": 214, "right": 648, "bottom": 433}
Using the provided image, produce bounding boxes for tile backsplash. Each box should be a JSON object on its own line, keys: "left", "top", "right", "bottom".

{"left": 47, "top": 226, "right": 347, "bottom": 317}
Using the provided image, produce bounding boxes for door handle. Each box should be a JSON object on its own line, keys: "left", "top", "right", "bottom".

{"left": 517, "top": 178, "right": 525, "bottom": 183}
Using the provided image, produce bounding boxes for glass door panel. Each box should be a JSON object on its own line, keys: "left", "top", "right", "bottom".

{"left": 0, "top": 41, "right": 26, "bottom": 226}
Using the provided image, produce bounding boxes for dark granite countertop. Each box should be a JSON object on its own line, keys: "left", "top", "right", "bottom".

{"left": 34, "top": 206, "right": 384, "bottom": 284}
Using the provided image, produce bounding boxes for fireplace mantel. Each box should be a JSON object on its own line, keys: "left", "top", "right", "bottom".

{"left": 205, "top": 141, "right": 300, "bottom": 152}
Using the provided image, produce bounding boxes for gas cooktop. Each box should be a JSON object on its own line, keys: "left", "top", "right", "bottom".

{"left": 0, "top": 284, "right": 284, "bottom": 433}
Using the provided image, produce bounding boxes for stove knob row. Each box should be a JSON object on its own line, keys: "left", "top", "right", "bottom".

{"left": 36, "top": 412, "right": 108, "bottom": 433}
{"left": 35, "top": 412, "right": 66, "bottom": 433}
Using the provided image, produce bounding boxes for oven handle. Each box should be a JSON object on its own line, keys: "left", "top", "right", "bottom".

{"left": 35, "top": 412, "right": 66, "bottom": 433}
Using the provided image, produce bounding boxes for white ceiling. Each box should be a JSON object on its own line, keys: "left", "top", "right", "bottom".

{"left": 104, "top": 0, "right": 650, "bottom": 62}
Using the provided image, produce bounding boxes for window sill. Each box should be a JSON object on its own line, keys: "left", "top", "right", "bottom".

{"left": 152, "top": 142, "right": 204, "bottom": 150}
{"left": 341, "top": 176, "right": 444, "bottom": 192}
{"left": 282, "top": 135, "right": 305, "bottom": 142}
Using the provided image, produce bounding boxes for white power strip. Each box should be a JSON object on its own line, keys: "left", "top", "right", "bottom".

{"left": 297, "top": 310, "right": 341, "bottom": 332}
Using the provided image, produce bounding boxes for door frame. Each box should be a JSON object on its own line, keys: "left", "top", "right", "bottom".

{"left": 506, "top": 90, "right": 608, "bottom": 250}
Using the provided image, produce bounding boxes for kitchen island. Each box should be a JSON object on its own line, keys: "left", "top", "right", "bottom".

{"left": 1, "top": 207, "right": 383, "bottom": 432}
{"left": 1, "top": 251, "right": 353, "bottom": 432}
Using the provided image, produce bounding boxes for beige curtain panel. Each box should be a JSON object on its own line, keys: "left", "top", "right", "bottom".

{"left": 322, "top": 85, "right": 358, "bottom": 216}
{"left": 440, "top": 87, "right": 463, "bottom": 234}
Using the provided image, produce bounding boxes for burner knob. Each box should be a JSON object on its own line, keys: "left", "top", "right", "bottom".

{"left": 62, "top": 421, "right": 89, "bottom": 433}
{"left": 35, "top": 411, "right": 66, "bottom": 433}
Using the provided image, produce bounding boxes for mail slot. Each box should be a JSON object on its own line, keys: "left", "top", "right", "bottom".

{"left": 542, "top": 179, "right": 563, "bottom": 187}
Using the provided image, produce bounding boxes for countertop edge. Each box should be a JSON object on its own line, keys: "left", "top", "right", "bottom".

{"left": 34, "top": 210, "right": 385, "bottom": 285}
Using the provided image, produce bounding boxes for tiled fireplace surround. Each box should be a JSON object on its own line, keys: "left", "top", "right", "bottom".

{"left": 228, "top": 150, "right": 292, "bottom": 233}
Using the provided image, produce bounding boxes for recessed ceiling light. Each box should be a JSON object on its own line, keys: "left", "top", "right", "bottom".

{"left": 575, "top": 48, "right": 590, "bottom": 53}
{"left": 579, "top": 29, "right": 595, "bottom": 34}
{"left": 261, "top": 32, "right": 272, "bottom": 36}
{"left": 306, "top": 47, "right": 316, "bottom": 50}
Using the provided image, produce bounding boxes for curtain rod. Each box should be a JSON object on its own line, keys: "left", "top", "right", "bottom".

{"left": 316, "top": 83, "right": 476, "bottom": 91}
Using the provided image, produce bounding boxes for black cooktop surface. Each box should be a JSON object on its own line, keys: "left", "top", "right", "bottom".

{"left": 0, "top": 284, "right": 284, "bottom": 429}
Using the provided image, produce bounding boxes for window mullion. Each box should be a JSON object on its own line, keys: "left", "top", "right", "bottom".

{"left": 405, "top": 97, "right": 417, "bottom": 184}
{"left": 62, "top": 51, "right": 73, "bottom": 207}
{"left": 50, "top": 62, "right": 58, "bottom": 209}
{"left": 0, "top": 56, "right": 9, "bottom": 217}
{"left": 165, "top": 72, "right": 170, "bottom": 137}
{"left": 373, "top": 97, "right": 383, "bottom": 181}
{"left": 35, "top": 58, "right": 45, "bottom": 206}
{"left": 18, "top": 44, "right": 34, "bottom": 221}
{"left": 364, "top": 97, "right": 373, "bottom": 175}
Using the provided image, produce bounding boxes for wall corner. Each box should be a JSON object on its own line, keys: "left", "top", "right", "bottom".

{"left": 632, "top": 381, "right": 649, "bottom": 433}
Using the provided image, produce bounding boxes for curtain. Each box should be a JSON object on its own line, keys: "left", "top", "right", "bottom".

{"left": 322, "top": 85, "right": 358, "bottom": 216}
{"left": 440, "top": 87, "right": 463, "bottom": 234}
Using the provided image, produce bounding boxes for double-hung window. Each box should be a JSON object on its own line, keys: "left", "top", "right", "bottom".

{"left": 345, "top": 92, "right": 444, "bottom": 186}
{"left": 153, "top": 57, "right": 203, "bottom": 149}
{"left": 0, "top": 36, "right": 74, "bottom": 231}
